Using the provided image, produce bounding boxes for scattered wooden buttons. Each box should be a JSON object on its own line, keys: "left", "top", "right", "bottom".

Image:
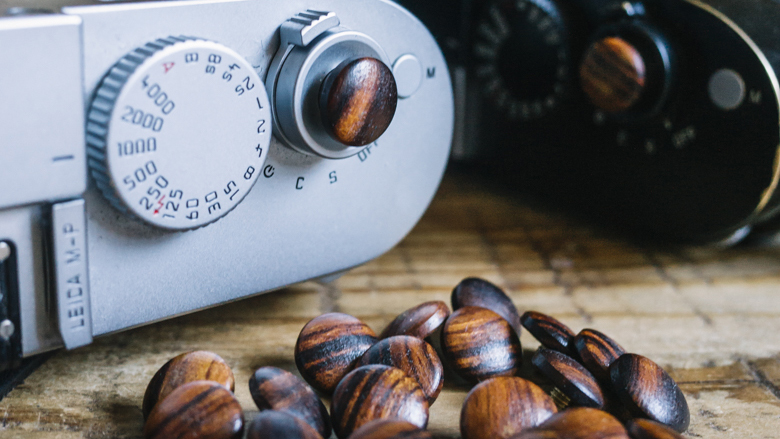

{"left": 574, "top": 329, "right": 626, "bottom": 384}
{"left": 357, "top": 335, "right": 444, "bottom": 404}
{"left": 295, "top": 312, "right": 378, "bottom": 394}
{"left": 513, "top": 407, "right": 630, "bottom": 439}
{"left": 442, "top": 306, "right": 522, "bottom": 382}
{"left": 532, "top": 348, "right": 605, "bottom": 409}
{"left": 330, "top": 364, "right": 429, "bottom": 439}
{"left": 249, "top": 366, "right": 332, "bottom": 438}
{"left": 609, "top": 354, "right": 690, "bottom": 432}
{"left": 143, "top": 380, "right": 243, "bottom": 439}
{"left": 520, "top": 311, "right": 577, "bottom": 356}
{"left": 142, "top": 350, "right": 235, "bottom": 419}
{"left": 347, "top": 419, "right": 433, "bottom": 439}
{"left": 626, "top": 419, "right": 685, "bottom": 439}
{"left": 451, "top": 277, "right": 522, "bottom": 336}
{"left": 379, "top": 301, "right": 450, "bottom": 340}
{"left": 461, "top": 376, "right": 557, "bottom": 439}
{"left": 246, "top": 410, "right": 324, "bottom": 439}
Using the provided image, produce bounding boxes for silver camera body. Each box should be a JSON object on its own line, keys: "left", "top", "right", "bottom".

{"left": 0, "top": 0, "right": 453, "bottom": 369}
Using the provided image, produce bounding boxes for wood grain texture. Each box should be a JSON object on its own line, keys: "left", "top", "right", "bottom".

{"left": 141, "top": 350, "right": 235, "bottom": 420}
{"left": 143, "top": 380, "right": 243, "bottom": 439}
{"left": 356, "top": 335, "right": 444, "bottom": 404}
{"left": 451, "top": 277, "right": 523, "bottom": 336}
{"left": 580, "top": 36, "right": 646, "bottom": 113}
{"left": 626, "top": 419, "right": 684, "bottom": 439}
{"left": 347, "top": 419, "right": 432, "bottom": 439}
{"left": 532, "top": 348, "right": 605, "bottom": 409}
{"left": 246, "top": 410, "right": 324, "bottom": 439}
{"left": 512, "top": 408, "right": 629, "bottom": 439}
{"left": 610, "top": 354, "right": 689, "bottom": 432}
{"left": 379, "top": 301, "right": 450, "bottom": 340}
{"left": 330, "top": 365, "right": 429, "bottom": 439}
{"left": 460, "top": 377, "right": 557, "bottom": 439}
{"left": 574, "top": 329, "right": 626, "bottom": 385}
{"left": 322, "top": 57, "right": 397, "bottom": 146}
{"left": 442, "top": 306, "right": 522, "bottom": 382}
{"left": 248, "top": 366, "right": 331, "bottom": 438}
{"left": 521, "top": 311, "right": 577, "bottom": 357}
{"left": 295, "top": 313, "right": 377, "bottom": 394}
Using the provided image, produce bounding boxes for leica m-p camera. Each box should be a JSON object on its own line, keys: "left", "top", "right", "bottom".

{"left": 0, "top": 0, "right": 453, "bottom": 370}
{"left": 402, "top": 0, "right": 780, "bottom": 244}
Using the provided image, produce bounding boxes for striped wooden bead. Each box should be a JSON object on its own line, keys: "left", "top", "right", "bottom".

{"left": 442, "top": 306, "right": 522, "bottom": 382}
{"left": 143, "top": 380, "right": 243, "bottom": 439}
{"left": 331, "top": 365, "right": 429, "bottom": 439}
{"left": 520, "top": 311, "right": 577, "bottom": 357}
{"left": 357, "top": 335, "right": 444, "bottom": 404}
{"left": 451, "top": 277, "right": 522, "bottom": 336}
{"left": 142, "top": 350, "right": 235, "bottom": 419}
{"left": 295, "top": 313, "right": 378, "bottom": 394}
{"left": 460, "top": 377, "right": 556, "bottom": 439}
{"left": 246, "top": 410, "right": 324, "bottom": 439}
{"left": 574, "top": 329, "right": 626, "bottom": 385}
{"left": 531, "top": 348, "right": 605, "bottom": 409}
{"left": 379, "top": 301, "right": 450, "bottom": 340}
{"left": 579, "top": 36, "right": 646, "bottom": 113}
{"left": 249, "top": 366, "right": 331, "bottom": 438}
{"left": 512, "top": 407, "right": 629, "bottom": 439}
{"left": 347, "top": 419, "right": 432, "bottom": 439}
{"left": 627, "top": 419, "right": 685, "bottom": 439}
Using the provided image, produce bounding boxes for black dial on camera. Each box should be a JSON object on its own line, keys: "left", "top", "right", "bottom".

{"left": 472, "top": 0, "right": 569, "bottom": 120}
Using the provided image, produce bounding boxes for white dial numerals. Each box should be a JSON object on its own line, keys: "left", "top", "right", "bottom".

{"left": 103, "top": 40, "right": 271, "bottom": 230}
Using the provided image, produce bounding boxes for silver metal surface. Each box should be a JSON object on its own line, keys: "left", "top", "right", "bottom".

{"left": 268, "top": 11, "right": 390, "bottom": 159}
{"left": 280, "top": 10, "right": 339, "bottom": 47}
{"left": 0, "top": 14, "right": 86, "bottom": 210}
{"left": 0, "top": 320, "right": 14, "bottom": 340}
{"left": 708, "top": 68, "right": 746, "bottom": 110}
{"left": 393, "top": 54, "right": 422, "bottom": 99}
{"left": 0, "top": 0, "right": 452, "bottom": 356}
{"left": 0, "top": 242, "right": 9, "bottom": 263}
{"left": 51, "top": 199, "right": 92, "bottom": 349}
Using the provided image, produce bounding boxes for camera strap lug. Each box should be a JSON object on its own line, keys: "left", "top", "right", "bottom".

{"left": 51, "top": 199, "right": 92, "bottom": 350}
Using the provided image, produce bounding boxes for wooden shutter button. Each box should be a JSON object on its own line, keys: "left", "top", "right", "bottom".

{"left": 321, "top": 57, "right": 398, "bottom": 146}
{"left": 580, "top": 36, "right": 646, "bottom": 113}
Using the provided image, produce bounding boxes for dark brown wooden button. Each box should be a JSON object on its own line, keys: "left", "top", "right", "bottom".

{"left": 574, "top": 329, "right": 626, "bottom": 385}
{"left": 246, "top": 410, "right": 324, "bottom": 439}
{"left": 626, "top": 419, "right": 685, "bottom": 439}
{"left": 580, "top": 36, "right": 646, "bottom": 113}
{"left": 321, "top": 57, "right": 397, "bottom": 146}
{"left": 379, "top": 301, "right": 450, "bottom": 340}
{"left": 451, "top": 277, "right": 522, "bottom": 336}
{"left": 531, "top": 348, "right": 605, "bottom": 409}
{"left": 295, "top": 312, "right": 378, "bottom": 394}
{"left": 460, "top": 376, "right": 557, "bottom": 439}
{"left": 347, "top": 419, "right": 432, "bottom": 439}
{"left": 249, "top": 366, "right": 331, "bottom": 438}
{"left": 143, "top": 380, "right": 243, "bottom": 439}
{"left": 512, "top": 407, "right": 629, "bottom": 439}
{"left": 330, "top": 364, "right": 429, "bottom": 439}
{"left": 520, "top": 311, "right": 576, "bottom": 356}
{"left": 356, "top": 335, "right": 444, "bottom": 405}
{"left": 609, "top": 354, "right": 690, "bottom": 432}
{"left": 142, "top": 350, "right": 235, "bottom": 419}
{"left": 442, "top": 306, "right": 522, "bottom": 382}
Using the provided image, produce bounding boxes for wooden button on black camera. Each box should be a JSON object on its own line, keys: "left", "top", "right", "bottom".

{"left": 580, "top": 36, "right": 646, "bottom": 113}
{"left": 321, "top": 57, "right": 398, "bottom": 146}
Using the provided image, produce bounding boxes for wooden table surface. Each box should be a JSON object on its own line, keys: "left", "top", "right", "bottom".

{"left": 1, "top": 173, "right": 779, "bottom": 438}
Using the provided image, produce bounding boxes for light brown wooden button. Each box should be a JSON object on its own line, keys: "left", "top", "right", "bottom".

{"left": 143, "top": 380, "right": 243, "bottom": 439}
{"left": 322, "top": 57, "right": 398, "bottom": 146}
{"left": 249, "top": 366, "right": 331, "bottom": 438}
{"left": 442, "top": 306, "right": 522, "bottom": 382}
{"left": 460, "top": 376, "right": 557, "bottom": 439}
{"left": 379, "top": 301, "right": 450, "bottom": 340}
{"left": 347, "top": 419, "right": 432, "bottom": 439}
{"left": 451, "top": 277, "right": 522, "bottom": 336}
{"left": 246, "top": 410, "right": 324, "bottom": 439}
{"left": 356, "top": 335, "right": 444, "bottom": 404}
{"left": 512, "top": 407, "right": 629, "bottom": 439}
{"left": 580, "top": 36, "right": 646, "bottom": 113}
{"left": 142, "top": 350, "right": 235, "bottom": 419}
{"left": 295, "top": 312, "right": 378, "bottom": 394}
{"left": 330, "top": 364, "right": 429, "bottom": 439}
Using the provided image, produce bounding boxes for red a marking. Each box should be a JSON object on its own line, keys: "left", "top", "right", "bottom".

{"left": 163, "top": 62, "right": 175, "bottom": 73}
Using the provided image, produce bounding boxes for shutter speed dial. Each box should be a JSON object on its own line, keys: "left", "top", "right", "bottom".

{"left": 87, "top": 37, "right": 272, "bottom": 230}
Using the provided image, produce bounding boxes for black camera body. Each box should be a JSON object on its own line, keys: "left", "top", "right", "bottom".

{"left": 402, "top": 0, "right": 780, "bottom": 243}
